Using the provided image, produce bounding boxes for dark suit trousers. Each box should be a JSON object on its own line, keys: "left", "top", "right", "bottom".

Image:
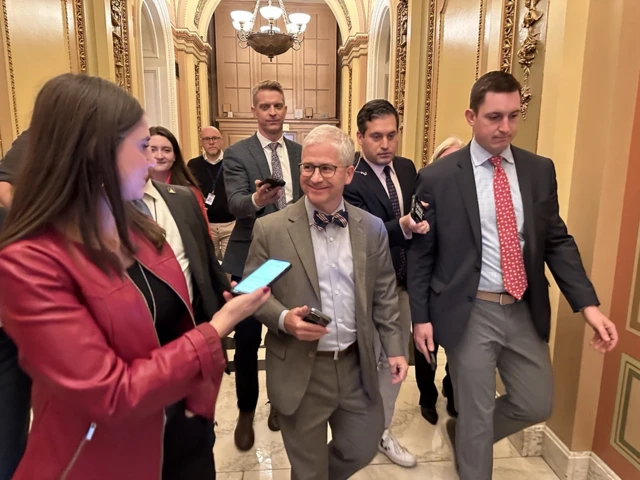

{"left": 413, "top": 341, "right": 454, "bottom": 408}
{"left": 0, "top": 329, "right": 31, "bottom": 480}
{"left": 231, "top": 277, "right": 263, "bottom": 412}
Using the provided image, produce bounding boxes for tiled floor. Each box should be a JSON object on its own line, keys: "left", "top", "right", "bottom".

{"left": 214, "top": 344, "right": 560, "bottom": 479}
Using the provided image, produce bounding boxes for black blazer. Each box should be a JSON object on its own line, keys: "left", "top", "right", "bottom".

{"left": 343, "top": 154, "right": 416, "bottom": 286}
{"left": 407, "top": 144, "right": 599, "bottom": 350}
{"left": 152, "top": 181, "right": 231, "bottom": 324}
{"left": 222, "top": 134, "right": 302, "bottom": 277}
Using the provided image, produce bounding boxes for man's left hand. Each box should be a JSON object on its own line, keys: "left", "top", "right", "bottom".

{"left": 388, "top": 356, "right": 409, "bottom": 384}
{"left": 583, "top": 306, "right": 618, "bottom": 353}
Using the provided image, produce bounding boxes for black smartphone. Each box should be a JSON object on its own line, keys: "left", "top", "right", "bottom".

{"left": 410, "top": 195, "right": 425, "bottom": 223}
{"left": 231, "top": 259, "right": 291, "bottom": 295}
{"left": 303, "top": 308, "right": 332, "bottom": 327}
{"left": 427, "top": 351, "right": 437, "bottom": 371}
{"left": 259, "top": 177, "right": 286, "bottom": 189}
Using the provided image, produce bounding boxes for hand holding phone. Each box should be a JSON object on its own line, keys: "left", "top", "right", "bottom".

{"left": 284, "top": 306, "right": 328, "bottom": 342}
{"left": 303, "top": 308, "right": 332, "bottom": 327}
{"left": 253, "top": 179, "right": 284, "bottom": 207}
{"left": 410, "top": 195, "right": 425, "bottom": 223}
{"left": 232, "top": 259, "right": 291, "bottom": 295}
{"left": 259, "top": 177, "right": 286, "bottom": 189}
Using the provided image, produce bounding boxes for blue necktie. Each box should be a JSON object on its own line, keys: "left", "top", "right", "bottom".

{"left": 313, "top": 210, "right": 348, "bottom": 230}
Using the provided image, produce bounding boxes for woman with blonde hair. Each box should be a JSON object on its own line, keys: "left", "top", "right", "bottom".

{"left": 0, "top": 73, "right": 270, "bottom": 479}
{"left": 431, "top": 135, "right": 465, "bottom": 163}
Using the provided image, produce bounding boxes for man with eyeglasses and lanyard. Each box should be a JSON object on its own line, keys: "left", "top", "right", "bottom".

{"left": 189, "top": 126, "right": 235, "bottom": 261}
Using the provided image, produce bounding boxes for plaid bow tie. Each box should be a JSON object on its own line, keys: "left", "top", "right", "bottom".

{"left": 313, "top": 210, "right": 348, "bottom": 230}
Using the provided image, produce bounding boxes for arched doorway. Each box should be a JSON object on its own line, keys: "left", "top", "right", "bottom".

{"left": 368, "top": 0, "right": 392, "bottom": 100}
{"left": 140, "top": 0, "right": 179, "bottom": 133}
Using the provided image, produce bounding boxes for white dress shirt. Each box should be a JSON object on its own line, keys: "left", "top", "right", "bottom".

{"left": 279, "top": 197, "right": 357, "bottom": 352}
{"left": 204, "top": 150, "right": 224, "bottom": 165}
{"left": 256, "top": 130, "right": 293, "bottom": 205}
{"left": 470, "top": 138, "right": 525, "bottom": 293}
{"left": 142, "top": 181, "right": 194, "bottom": 302}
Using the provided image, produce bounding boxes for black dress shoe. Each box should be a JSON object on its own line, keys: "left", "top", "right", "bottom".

{"left": 234, "top": 410, "right": 255, "bottom": 451}
{"left": 421, "top": 406, "right": 439, "bottom": 425}
{"left": 267, "top": 403, "right": 280, "bottom": 432}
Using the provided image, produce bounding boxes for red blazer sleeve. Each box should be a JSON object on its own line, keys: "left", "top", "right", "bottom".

{"left": 0, "top": 244, "right": 226, "bottom": 426}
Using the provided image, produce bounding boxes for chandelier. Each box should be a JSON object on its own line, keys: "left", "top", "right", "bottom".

{"left": 231, "top": 0, "right": 311, "bottom": 61}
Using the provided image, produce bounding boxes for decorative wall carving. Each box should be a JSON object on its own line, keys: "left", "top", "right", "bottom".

{"left": 195, "top": 62, "right": 202, "bottom": 135}
{"left": 517, "top": 0, "right": 544, "bottom": 119}
{"left": 337, "top": 0, "right": 353, "bottom": 31}
{"left": 74, "top": 0, "right": 87, "bottom": 72}
{"left": 61, "top": 0, "right": 73, "bottom": 71}
{"left": 338, "top": 33, "right": 368, "bottom": 67}
{"left": 111, "top": 0, "right": 132, "bottom": 92}
{"left": 475, "top": 0, "right": 485, "bottom": 79}
{"left": 348, "top": 65, "right": 353, "bottom": 136}
{"left": 394, "top": 0, "right": 408, "bottom": 129}
{"left": 421, "top": 0, "right": 436, "bottom": 166}
{"left": 173, "top": 27, "right": 212, "bottom": 63}
{"left": 500, "top": 0, "right": 516, "bottom": 73}
{"left": 194, "top": 0, "right": 206, "bottom": 28}
{"left": 2, "top": 0, "right": 18, "bottom": 135}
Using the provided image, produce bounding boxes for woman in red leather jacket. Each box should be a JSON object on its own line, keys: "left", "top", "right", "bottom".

{"left": 0, "top": 73, "right": 271, "bottom": 480}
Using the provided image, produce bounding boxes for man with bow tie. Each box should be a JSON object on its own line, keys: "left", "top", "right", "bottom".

{"left": 243, "top": 124, "right": 407, "bottom": 480}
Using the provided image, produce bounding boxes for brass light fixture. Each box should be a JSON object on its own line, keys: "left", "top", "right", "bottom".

{"left": 231, "top": 0, "right": 311, "bottom": 61}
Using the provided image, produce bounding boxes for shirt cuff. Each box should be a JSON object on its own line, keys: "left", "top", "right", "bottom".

{"left": 251, "top": 193, "right": 262, "bottom": 210}
{"left": 401, "top": 223, "right": 413, "bottom": 240}
{"left": 278, "top": 310, "right": 290, "bottom": 333}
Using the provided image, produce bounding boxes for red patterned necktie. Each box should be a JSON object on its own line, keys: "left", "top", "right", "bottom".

{"left": 490, "top": 156, "right": 527, "bottom": 299}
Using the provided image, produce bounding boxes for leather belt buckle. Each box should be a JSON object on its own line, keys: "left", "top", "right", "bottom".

{"left": 333, "top": 350, "right": 339, "bottom": 361}
{"left": 499, "top": 293, "right": 505, "bottom": 306}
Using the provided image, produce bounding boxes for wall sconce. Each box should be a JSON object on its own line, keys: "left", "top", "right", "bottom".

{"left": 304, "top": 107, "right": 313, "bottom": 119}
{"left": 223, "top": 103, "right": 231, "bottom": 117}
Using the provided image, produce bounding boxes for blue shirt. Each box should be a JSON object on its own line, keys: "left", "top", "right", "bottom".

{"left": 470, "top": 138, "right": 525, "bottom": 293}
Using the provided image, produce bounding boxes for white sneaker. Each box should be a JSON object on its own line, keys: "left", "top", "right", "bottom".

{"left": 378, "top": 429, "right": 417, "bottom": 468}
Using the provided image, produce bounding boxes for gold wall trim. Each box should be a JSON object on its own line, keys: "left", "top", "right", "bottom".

{"left": 336, "top": 0, "right": 353, "bottom": 31}
{"left": 517, "top": 0, "right": 544, "bottom": 119}
{"left": 475, "top": 0, "right": 485, "bottom": 79}
{"left": 626, "top": 221, "right": 640, "bottom": 337}
{"left": 74, "top": 0, "right": 87, "bottom": 72}
{"left": 611, "top": 354, "right": 640, "bottom": 469}
{"left": 338, "top": 33, "right": 368, "bottom": 66}
{"left": 394, "top": 0, "right": 408, "bottom": 129}
{"left": 347, "top": 64, "right": 353, "bottom": 136}
{"left": 1, "top": 0, "right": 18, "bottom": 135}
{"left": 111, "top": 0, "right": 132, "bottom": 92}
{"left": 421, "top": 0, "right": 436, "bottom": 166}
{"left": 173, "top": 27, "right": 211, "bottom": 63}
{"left": 194, "top": 0, "right": 206, "bottom": 28}
{"left": 61, "top": 0, "right": 73, "bottom": 71}
{"left": 195, "top": 62, "right": 202, "bottom": 136}
{"left": 500, "top": 0, "right": 516, "bottom": 73}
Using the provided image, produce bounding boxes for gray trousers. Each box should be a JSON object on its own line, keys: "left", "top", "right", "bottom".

{"left": 278, "top": 350, "right": 384, "bottom": 480}
{"left": 447, "top": 299, "right": 554, "bottom": 480}
{"left": 374, "top": 286, "right": 411, "bottom": 428}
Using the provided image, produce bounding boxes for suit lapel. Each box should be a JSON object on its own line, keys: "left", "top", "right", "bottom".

{"left": 284, "top": 138, "right": 302, "bottom": 200}
{"left": 455, "top": 146, "right": 482, "bottom": 253}
{"left": 356, "top": 156, "right": 395, "bottom": 219}
{"left": 248, "top": 134, "right": 271, "bottom": 180}
{"left": 346, "top": 203, "right": 367, "bottom": 323}
{"left": 287, "top": 201, "right": 321, "bottom": 302}
{"left": 512, "top": 148, "right": 536, "bottom": 266}
{"left": 395, "top": 157, "right": 415, "bottom": 215}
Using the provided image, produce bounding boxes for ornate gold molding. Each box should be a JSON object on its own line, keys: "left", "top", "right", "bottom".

{"left": 394, "top": 0, "right": 408, "bottom": 129}
{"left": 194, "top": 0, "right": 207, "bottom": 28}
{"left": 195, "top": 63, "right": 202, "bottom": 135}
{"left": 517, "top": 0, "right": 544, "bottom": 119}
{"left": 61, "top": 0, "right": 72, "bottom": 71}
{"left": 500, "top": 0, "right": 516, "bottom": 72}
{"left": 336, "top": 0, "right": 353, "bottom": 31}
{"left": 173, "top": 27, "right": 211, "bottom": 63}
{"left": 111, "top": 0, "right": 132, "bottom": 92}
{"left": 475, "top": 0, "right": 485, "bottom": 79}
{"left": 338, "top": 33, "right": 368, "bottom": 67}
{"left": 74, "top": 0, "right": 87, "bottom": 72}
{"left": 2, "top": 0, "right": 18, "bottom": 135}
{"left": 421, "top": 0, "right": 437, "bottom": 166}
{"left": 347, "top": 65, "right": 353, "bottom": 136}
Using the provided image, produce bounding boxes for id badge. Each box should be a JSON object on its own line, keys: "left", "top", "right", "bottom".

{"left": 205, "top": 193, "right": 215, "bottom": 206}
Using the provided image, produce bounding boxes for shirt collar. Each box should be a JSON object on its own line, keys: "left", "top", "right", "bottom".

{"left": 204, "top": 150, "right": 224, "bottom": 165}
{"left": 470, "top": 138, "right": 514, "bottom": 167}
{"left": 257, "top": 130, "right": 285, "bottom": 150}
{"left": 361, "top": 155, "right": 395, "bottom": 178}
{"left": 304, "top": 196, "right": 346, "bottom": 225}
{"left": 143, "top": 180, "right": 161, "bottom": 200}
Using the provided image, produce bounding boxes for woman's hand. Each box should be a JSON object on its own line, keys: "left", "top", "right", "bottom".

{"left": 209, "top": 286, "right": 271, "bottom": 338}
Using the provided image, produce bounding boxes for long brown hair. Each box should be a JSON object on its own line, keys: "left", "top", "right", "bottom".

{"left": 0, "top": 73, "right": 164, "bottom": 273}
{"left": 149, "top": 126, "right": 200, "bottom": 190}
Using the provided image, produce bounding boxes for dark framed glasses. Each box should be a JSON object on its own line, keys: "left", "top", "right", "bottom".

{"left": 299, "top": 163, "right": 347, "bottom": 178}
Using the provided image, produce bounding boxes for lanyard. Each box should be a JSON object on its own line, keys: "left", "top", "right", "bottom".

{"left": 205, "top": 155, "right": 223, "bottom": 194}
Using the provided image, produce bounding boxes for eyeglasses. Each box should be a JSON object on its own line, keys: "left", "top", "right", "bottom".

{"left": 298, "top": 163, "right": 347, "bottom": 179}
{"left": 201, "top": 136, "right": 222, "bottom": 143}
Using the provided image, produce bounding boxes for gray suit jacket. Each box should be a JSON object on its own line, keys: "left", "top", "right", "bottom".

{"left": 222, "top": 133, "right": 302, "bottom": 277}
{"left": 243, "top": 198, "right": 405, "bottom": 415}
